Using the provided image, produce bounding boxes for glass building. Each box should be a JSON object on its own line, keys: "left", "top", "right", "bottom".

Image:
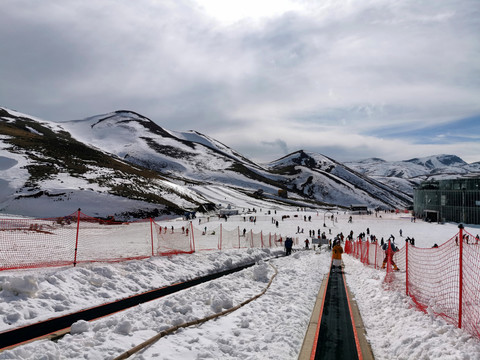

{"left": 413, "top": 178, "right": 480, "bottom": 225}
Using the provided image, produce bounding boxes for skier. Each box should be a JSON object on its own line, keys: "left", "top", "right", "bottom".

{"left": 381, "top": 238, "right": 399, "bottom": 271}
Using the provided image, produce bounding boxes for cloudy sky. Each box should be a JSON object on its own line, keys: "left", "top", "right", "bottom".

{"left": 1, "top": 0, "right": 480, "bottom": 164}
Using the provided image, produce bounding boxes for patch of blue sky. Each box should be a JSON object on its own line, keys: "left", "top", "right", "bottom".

{"left": 295, "top": 105, "right": 387, "bottom": 125}
{"left": 368, "top": 114, "right": 480, "bottom": 144}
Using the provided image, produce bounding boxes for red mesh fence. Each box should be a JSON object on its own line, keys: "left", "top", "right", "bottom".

{"left": 219, "top": 225, "right": 240, "bottom": 249}
{"left": 0, "top": 213, "right": 296, "bottom": 271}
{"left": 251, "top": 230, "right": 263, "bottom": 248}
{"left": 462, "top": 229, "right": 480, "bottom": 338}
{"left": 0, "top": 216, "right": 76, "bottom": 270}
{"left": 245, "top": 230, "right": 254, "bottom": 248}
{"left": 405, "top": 234, "right": 459, "bottom": 325}
{"left": 190, "top": 223, "right": 218, "bottom": 251}
{"left": 75, "top": 213, "right": 153, "bottom": 264}
{"left": 345, "top": 227, "right": 480, "bottom": 340}
{"left": 152, "top": 221, "right": 194, "bottom": 256}
{"left": 236, "top": 229, "right": 253, "bottom": 249}
{"left": 0, "top": 212, "right": 154, "bottom": 270}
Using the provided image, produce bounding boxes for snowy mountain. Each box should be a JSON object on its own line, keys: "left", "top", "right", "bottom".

{"left": 4, "top": 106, "right": 469, "bottom": 218}
{"left": 59, "top": 111, "right": 414, "bottom": 209}
{"left": 267, "top": 151, "right": 412, "bottom": 209}
{"left": 0, "top": 108, "right": 209, "bottom": 218}
{"left": 58, "top": 111, "right": 413, "bottom": 209}
{"left": 345, "top": 155, "right": 480, "bottom": 195}
{"left": 1, "top": 107, "right": 319, "bottom": 217}
{"left": 59, "top": 110, "right": 272, "bottom": 186}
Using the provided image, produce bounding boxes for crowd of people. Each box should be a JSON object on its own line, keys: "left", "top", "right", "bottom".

{"left": 281, "top": 216, "right": 409, "bottom": 274}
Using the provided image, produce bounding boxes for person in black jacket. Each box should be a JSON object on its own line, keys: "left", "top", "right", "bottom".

{"left": 285, "top": 237, "right": 293, "bottom": 256}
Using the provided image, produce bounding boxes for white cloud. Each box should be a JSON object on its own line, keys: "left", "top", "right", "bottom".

{"left": 1, "top": 0, "right": 479, "bottom": 163}
{"left": 194, "top": 0, "right": 303, "bottom": 24}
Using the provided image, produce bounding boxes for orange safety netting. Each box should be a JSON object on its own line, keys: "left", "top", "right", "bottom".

{"left": 0, "top": 215, "right": 76, "bottom": 270}
{"left": 345, "top": 227, "right": 480, "bottom": 340}
{"left": 0, "top": 212, "right": 296, "bottom": 271}
{"left": 0, "top": 211, "right": 154, "bottom": 271}
{"left": 152, "top": 221, "right": 195, "bottom": 256}
{"left": 75, "top": 212, "right": 153, "bottom": 264}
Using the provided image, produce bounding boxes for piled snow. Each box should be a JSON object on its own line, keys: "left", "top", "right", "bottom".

{"left": 344, "top": 257, "right": 480, "bottom": 359}
{"left": 252, "top": 260, "right": 270, "bottom": 283}
{"left": 1, "top": 211, "right": 479, "bottom": 359}
{"left": 0, "top": 250, "right": 326, "bottom": 359}
{"left": 1, "top": 276, "right": 39, "bottom": 298}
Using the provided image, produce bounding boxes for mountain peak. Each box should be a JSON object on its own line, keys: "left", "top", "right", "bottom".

{"left": 90, "top": 110, "right": 154, "bottom": 128}
{"left": 365, "top": 157, "right": 386, "bottom": 163}
{"left": 113, "top": 110, "right": 151, "bottom": 120}
{"left": 405, "top": 154, "right": 466, "bottom": 168}
{"left": 64, "top": 110, "right": 176, "bottom": 141}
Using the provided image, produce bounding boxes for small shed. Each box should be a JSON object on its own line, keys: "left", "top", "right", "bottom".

{"left": 219, "top": 208, "right": 239, "bottom": 216}
{"left": 350, "top": 204, "right": 368, "bottom": 212}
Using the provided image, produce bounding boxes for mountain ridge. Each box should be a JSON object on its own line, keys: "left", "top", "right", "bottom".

{"left": 1, "top": 106, "right": 476, "bottom": 218}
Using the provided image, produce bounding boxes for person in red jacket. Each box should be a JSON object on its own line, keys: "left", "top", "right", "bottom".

{"left": 381, "top": 237, "right": 399, "bottom": 271}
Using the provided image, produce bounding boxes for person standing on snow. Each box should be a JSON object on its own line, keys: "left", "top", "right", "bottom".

{"left": 332, "top": 240, "right": 343, "bottom": 271}
{"left": 285, "top": 237, "right": 293, "bottom": 256}
{"left": 381, "top": 239, "right": 399, "bottom": 271}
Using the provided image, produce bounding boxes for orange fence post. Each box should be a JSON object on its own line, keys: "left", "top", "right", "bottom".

{"left": 406, "top": 241, "right": 409, "bottom": 296}
{"left": 219, "top": 223, "right": 223, "bottom": 250}
{"left": 367, "top": 240, "right": 370, "bottom": 265}
{"left": 386, "top": 239, "right": 392, "bottom": 270}
{"left": 190, "top": 221, "right": 195, "bottom": 252}
{"left": 237, "top": 226, "right": 240, "bottom": 248}
{"left": 73, "top": 208, "right": 81, "bottom": 267}
{"left": 459, "top": 224, "right": 464, "bottom": 329}
{"left": 150, "top": 218, "right": 154, "bottom": 256}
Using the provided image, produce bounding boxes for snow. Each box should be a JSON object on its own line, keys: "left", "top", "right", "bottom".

{"left": 59, "top": 113, "right": 240, "bottom": 179}
{"left": 344, "top": 257, "right": 480, "bottom": 360}
{"left": 345, "top": 155, "right": 480, "bottom": 189}
{"left": 1, "top": 211, "right": 480, "bottom": 359}
{"left": 0, "top": 151, "right": 29, "bottom": 191}
{"left": 0, "top": 108, "right": 48, "bottom": 124}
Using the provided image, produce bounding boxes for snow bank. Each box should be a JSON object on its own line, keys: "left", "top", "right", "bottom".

{"left": 344, "top": 256, "right": 480, "bottom": 359}
{"left": 1, "top": 276, "right": 39, "bottom": 298}
{"left": 1, "top": 210, "right": 480, "bottom": 359}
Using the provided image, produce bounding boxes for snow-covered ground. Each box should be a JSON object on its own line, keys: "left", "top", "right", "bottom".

{"left": 1, "top": 210, "right": 480, "bottom": 359}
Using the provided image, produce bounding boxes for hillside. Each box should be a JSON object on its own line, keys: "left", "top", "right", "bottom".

{"left": 0, "top": 108, "right": 207, "bottom": 218}
{"left": 58, "top": 110, "right": 414, "bottom": 209}
{"left": 4, "top": 107, "right": 472, "bottom": 218}
{"left": 268, "top": 151, "right": 412, "bottom": 209}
